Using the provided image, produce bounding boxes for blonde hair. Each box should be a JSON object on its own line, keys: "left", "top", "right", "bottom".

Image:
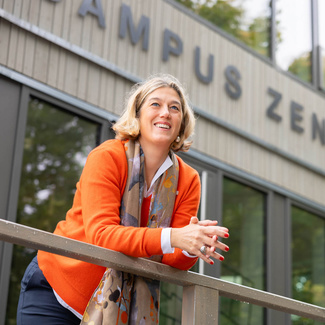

{"left": 113, "top": 74, "right": 196, "bottom": 152}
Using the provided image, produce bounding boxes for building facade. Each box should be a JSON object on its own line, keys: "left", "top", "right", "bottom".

{"left": 0, "top": 1, "right": 324, "bottom": 324}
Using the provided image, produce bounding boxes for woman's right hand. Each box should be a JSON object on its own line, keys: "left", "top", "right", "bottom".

{"left": 170, "top": 217, "right": 229, "bottom": 265}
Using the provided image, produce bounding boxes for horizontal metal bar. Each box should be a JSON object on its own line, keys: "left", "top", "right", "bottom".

{"left": 1, "top": 219, "right": 325, "bottom": 322}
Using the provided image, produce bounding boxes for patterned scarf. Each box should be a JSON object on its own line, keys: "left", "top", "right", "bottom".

{"left": 80, "top": 140, "right": 179, "bottom": 325}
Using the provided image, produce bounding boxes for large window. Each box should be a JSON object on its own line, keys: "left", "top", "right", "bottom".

{"left": 275, "top": 0, "right": 312, "bottom": 83}
{"left": 5, "top": 98, "right": 101, "bottom": 325}
{"left": 291, "top": 206, "right": 325, "bottom": 325}
{"left": 175, "top": 0, "right": 272, "bottom": 57}
{"left": 220, "top": 177, "right": 266, "bottom": 325}
{"left": 160, "top": 282, "right": 183, "bottom": 324}
{"left": 174, "top": 0, "right": 325, "bottom": 88}
{"left": 159, "top": 173, "right": 267, "bottom": 325}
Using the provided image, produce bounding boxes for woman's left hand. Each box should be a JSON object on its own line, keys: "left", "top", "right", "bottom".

{"left": 170, "top": 217, "right": 229, "bottom": 265}
{"left": 189, "top": 217, "right": 229, "bottom": 264}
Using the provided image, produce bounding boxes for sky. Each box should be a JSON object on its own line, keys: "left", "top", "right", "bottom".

{"left": 276, "top": 0, "right": 312, "bottom": 69}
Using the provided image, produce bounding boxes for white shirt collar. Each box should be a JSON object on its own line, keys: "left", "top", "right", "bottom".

{"left": 143, "top": 155, "right": 173, "bottom": 197}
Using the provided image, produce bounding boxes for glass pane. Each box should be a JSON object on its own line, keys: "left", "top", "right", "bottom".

{"left": 175, "top": 0, "right": 272, "bottom": 57}
{"left": 6, "top": 98, "right": 100, "bottom": 325}
{"left": 276, "top": 0, "right": 312, "bottom": 83}
{"left": 220, "top": 177, "right": 265, "bottom": 325}
{"left": 319, "top": 0, "right": 325, "bottom": 90}
{"left": 291, "top": 207, "right": 325, "bottom": 325}
{"left": 159, "top": 282, "right": 183, "bottom": 325}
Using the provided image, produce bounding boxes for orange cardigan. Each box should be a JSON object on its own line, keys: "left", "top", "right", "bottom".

{"left": 38, "top": 139, "right": 200, "bottom": 315}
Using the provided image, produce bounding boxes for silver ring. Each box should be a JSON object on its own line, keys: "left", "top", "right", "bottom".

{"left": 200, "top": 245, "right": 207, "bottom": 255}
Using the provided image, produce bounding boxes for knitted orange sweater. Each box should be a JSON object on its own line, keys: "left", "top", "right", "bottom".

{"left": 38, "top": 139, "right": 200, "bottom": 315}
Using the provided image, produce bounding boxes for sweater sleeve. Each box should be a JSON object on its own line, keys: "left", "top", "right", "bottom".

{"left": 161, "top": 165, "right": 201, "bottom": 270}
{"left": 78, "top": 142, "right": 163, "bottom": 258}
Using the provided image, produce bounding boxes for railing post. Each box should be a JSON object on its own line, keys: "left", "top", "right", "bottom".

{"left": 182, "top": 285, "right": 219, "bottom": 325}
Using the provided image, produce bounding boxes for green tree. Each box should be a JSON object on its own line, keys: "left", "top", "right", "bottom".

{"left": 291, "top": 207, "right": 325, "bottom": 325}
{"left": 288, "top": 52, "right": 312, "bottom": 83}
{"left": 242, "top": 16, "right": 270, "bottom": 56}
{"left": 175, "top": 0, "right": 273, "bottom": 57}
{"left": 176, "top": 0, "right": 243, "bottom": 37}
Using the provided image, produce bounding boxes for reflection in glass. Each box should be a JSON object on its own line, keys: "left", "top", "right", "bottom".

{"left": 6, "top": 98, "right": 100, "bottom": 325}
{"left": 275, "top": 0, "right": 312, "bottom": 83}
{"left": 220, "top": 178, "right": 265, "bottom": 325}
{"left": 160, "top": 283, "right": 183, "bottom": 325}
{"left": 291, "top": 207, "right": 325, "bottom": 325}
{"left": 175, "top": 0, "right": 272, "bottom": 57}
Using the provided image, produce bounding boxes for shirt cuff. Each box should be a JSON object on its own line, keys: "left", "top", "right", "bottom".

{"left": 161, "top": 228, "right": 174, "bottom": 254}
{"left": 182, "top": 250, "right": 197, "bottom": 258}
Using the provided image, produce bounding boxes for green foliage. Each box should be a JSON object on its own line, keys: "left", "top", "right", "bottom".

{"left": 291, "top": 207, "right": 325, "bottom": 325}
{"left": 198, "top": 0, "right": 243, "bottom": 37}
{"left": 220, "top": 177, "right": 265, "bottom": 325}
{"left": 175, "top": 0, "right": 195, "bottom": 10}
{"left": 160, "top": 282, "right": 183, "bottom": 324}
{"left": 288, "top": 52, "right": 312, "bottom": 83}
{"left": 175, "top": 0, "right": 271, "bottom": 57}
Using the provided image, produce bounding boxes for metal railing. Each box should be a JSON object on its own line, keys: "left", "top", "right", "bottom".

{"left": 1, "top": 218, "right": 325, "bottom": 325}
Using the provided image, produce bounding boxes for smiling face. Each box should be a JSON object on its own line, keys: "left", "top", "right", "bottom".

{"left": 138, "top": 86, "right": 183, "bottom": 152}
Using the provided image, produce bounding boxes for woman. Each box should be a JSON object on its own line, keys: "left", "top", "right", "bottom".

{"left": 17, "top": 74, "right": 229, "bottom": 325}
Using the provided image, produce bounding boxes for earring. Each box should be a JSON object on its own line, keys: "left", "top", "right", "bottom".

{"left": 175, "top": 136, "right": 180, "bottom": 143}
